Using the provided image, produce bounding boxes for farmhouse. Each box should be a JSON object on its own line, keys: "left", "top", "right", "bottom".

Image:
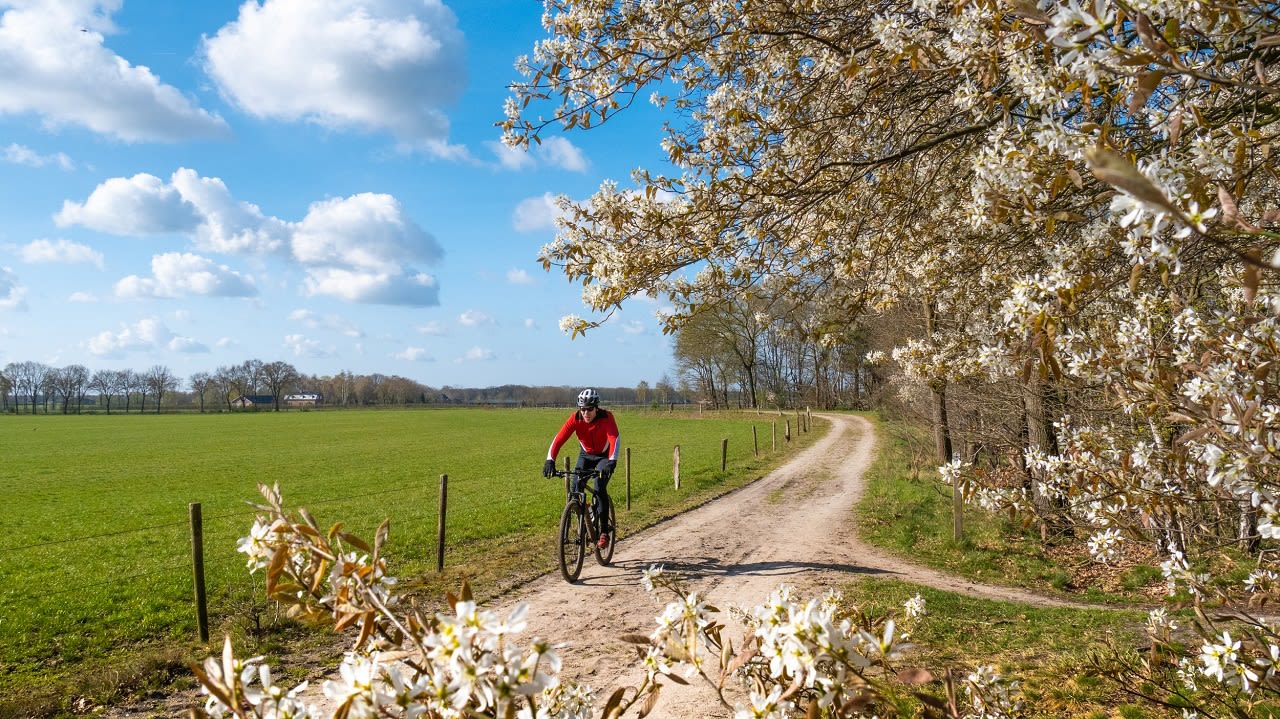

{"left": 230, "top": 394, "right": 273, "bottom": 409}
{"left": 283, "top": 393, "right": 322, "bottom": 408}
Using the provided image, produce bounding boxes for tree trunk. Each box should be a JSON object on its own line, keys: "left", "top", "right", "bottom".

{"left": 1022, "top": 377, "right": 1064, "bottom": 537}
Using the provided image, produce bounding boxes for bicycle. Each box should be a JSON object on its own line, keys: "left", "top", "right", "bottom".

{"left": 548, "top": 467, "right": 617, "bottom": 582}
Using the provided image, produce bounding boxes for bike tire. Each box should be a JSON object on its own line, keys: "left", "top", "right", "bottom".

{"left": 558, "top": 501, "right": 585, "bottom": 582}
{"left": 594, "top": 500, "right": 617, "bottom": 566}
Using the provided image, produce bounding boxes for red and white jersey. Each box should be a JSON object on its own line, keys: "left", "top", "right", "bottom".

{"left": 547, "top": 409, "right": 620, "bottom": 461}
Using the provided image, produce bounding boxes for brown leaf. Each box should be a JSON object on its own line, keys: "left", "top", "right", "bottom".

{"left": 637, "top": 685, "right": 662, "bottom": 718}
{"left": 1067, "top": 167, "right": 1084, "bottom": 189}
{"left": 1218, "top": 184, "right": 1260, "bottom": 232}
{"left": 340, "top": 532, "right": 373, "bottom": 554}
{"left": 1135, "top": 13, "right": 1169, "bottom": 51}
{"left": 661, "top": 669, "right": 690, "bottom": 685}
{"left": 601, "top": 686, "right": 628, "bottom": 719}
{"left": 1129, "top": 71, "right": 1164, "bottom": 114}
{"left": 1084, "top": 146, "right": 1180, "bottom": 215}
{"left": 1245, "top": 248, "right": 1262, "bottom": 303}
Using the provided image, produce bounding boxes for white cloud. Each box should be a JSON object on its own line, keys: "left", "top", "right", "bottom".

{"left": 0, "top": 3, "right": 228, "bottom": 141}
{"left": 487, "top": 136, "right": 587, "bottom": 172}
{"left": 4, "top": 143, "right": 73, "bottom": 169}
{"left": 458, "top": 309, "right": 493, "bottom": 327}
{"left": 283, "top": 333, "right": 335, "bottom": 358}
{"left": 294, "top": 193, "right": 442, "bottom": 272}
{"left": 58, "top": 169, "right": 444, "bottom": 307}
{"left": 115, "top": 252, "right": 258, "bottom": 299}
{"left": 86, "top": 317, "right": 197, "bottom": 357}
{"left": 395, "top": 347, "right": 433, "bottom": 361}
{"left": 0, "top": 266, "right": 26, "bottom": 310}
{"left": 487, "top": 140, "right": 534, "bottom": 171}
{"left": 459, "top": 346, "right": 494, "bottom": 362}
{"left": 512, "top": 192, "right": 563, "bottom": 232}
{"left": 622, "top": 320, "right": 647, "bottom": 334}
{"left": 68, "top": 291, "right": 95, "bottom": 302}
{"left": 289, "top": 309, "right": 364, "bottom": 338}
{"left": 215, "top": 337, "right": 238, "bottom": 348}
{"left": 202, "top": 0, "right": 466, "bottom": 155}
{"left": 55, "top": 172, "right": 201, "bottom": 235}
{"left": 301, "top": 267, "right": 440, "bottom": 306}
{"left": 537, "top": 136, "right": 589, "bottom": 172}
{"left": 524, "top": 318, "right": 536, "bottom": 329}
{"left": 171, "top": 168, "right": 290, "bottom": 255}
{"left": 168, "top": 336, "right": 209, "bottom": 353}
{"left": 19, "top": 238, "right": 103, "bottom": 268}
{"left": 416, "top": 320, "right": 445, "bottom": 335}
{"left": 506, "top": 268, "right": 534, "bottom": 285}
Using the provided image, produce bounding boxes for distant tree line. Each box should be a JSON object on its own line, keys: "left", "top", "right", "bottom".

{"left": 0, "top": 359, "right": 688, "bottom": 414}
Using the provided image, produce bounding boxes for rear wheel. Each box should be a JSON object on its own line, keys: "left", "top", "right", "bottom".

{"left": 558, "top": 501, "right": 585, "bottom": 582}
{"left": 594, "top": 500, "right": 617, "bottom": 566}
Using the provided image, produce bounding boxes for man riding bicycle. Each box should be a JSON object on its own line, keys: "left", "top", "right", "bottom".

{"left": 543, "top": 388, "right": 620, "bottom": 549}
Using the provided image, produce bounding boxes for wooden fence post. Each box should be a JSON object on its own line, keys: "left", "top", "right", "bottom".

{"left": 189, "top": 502, "right": 209, "bottom": 642}
{"left": 772, "top": 422, "right": 777, "bottom": 451}
{"left": 673, "top": 445, "right": 681, "bottom": 490}
{"left": 721, "top": 438, "right": 728, "bottom": 471}
{"left": 785, "top": 419, "right": 791, "bottom": 442}
{"left": 752, "top": 426, "right": 759, "bottom": 457}
{"left": 436, "top": 474, "right": 448, "bottom": 572}
{"left": 625, "top": 447, "right": 632, "bottom": 511}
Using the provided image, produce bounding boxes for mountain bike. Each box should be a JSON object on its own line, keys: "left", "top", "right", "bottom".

{"left": 548, "top": 467, "right": 616, "bottom": 582}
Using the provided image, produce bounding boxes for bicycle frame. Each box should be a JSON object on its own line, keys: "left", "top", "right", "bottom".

{"left": 549, "top": 468, "right": 615, "bottom": 581}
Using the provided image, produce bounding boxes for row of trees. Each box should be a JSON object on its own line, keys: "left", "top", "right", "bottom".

{"left": 0, "top": 359, "right": 689, "bottom": 414}
{"left": 505, "top": 0, "right": 1280, "bottom": 712}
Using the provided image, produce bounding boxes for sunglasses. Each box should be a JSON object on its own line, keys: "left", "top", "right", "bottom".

{"left": 581, "top": 406, "right": 597, "bottom": 412}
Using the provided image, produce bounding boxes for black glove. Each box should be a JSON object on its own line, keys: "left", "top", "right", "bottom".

{"left": 598, "top": 459, "right": 616, "bottom": 476}
{"left": 543, "top": 459, "right": 556, "bottom": 477}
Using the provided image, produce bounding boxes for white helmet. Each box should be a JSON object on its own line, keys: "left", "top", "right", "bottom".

{"left": 577, "top": 388, "right": 600, "bottom": 408}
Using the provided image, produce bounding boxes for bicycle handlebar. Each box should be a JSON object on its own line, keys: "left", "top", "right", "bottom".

{"left": 547, "top": 467, "right": 601, "bottom": 479}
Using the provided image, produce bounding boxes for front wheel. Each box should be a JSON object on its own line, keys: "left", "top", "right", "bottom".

{"left": 594, "top": 500, "right": 617, "bottom": 566}
{"left": 558, "top": 501, "right": 585, "bottom": 582}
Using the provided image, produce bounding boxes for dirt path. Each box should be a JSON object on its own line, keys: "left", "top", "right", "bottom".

{"left": 111, "top": 414, "right": 1088, "bottom": 718}
{"left": 316, "top": 413, "right": 1088, "bottom": 718}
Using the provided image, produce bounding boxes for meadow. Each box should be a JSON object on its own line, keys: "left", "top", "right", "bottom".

{"left": 0, "top": 406, "right": 815, "bottom": 707}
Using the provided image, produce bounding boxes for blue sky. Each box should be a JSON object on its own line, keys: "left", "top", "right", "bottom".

{"left": 0, "top": 0, "right": 676, "bottom": 389}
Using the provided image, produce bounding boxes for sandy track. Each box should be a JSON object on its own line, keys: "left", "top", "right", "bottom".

{"left": 111, "top": 414, "right": 1085, "bottom": 718}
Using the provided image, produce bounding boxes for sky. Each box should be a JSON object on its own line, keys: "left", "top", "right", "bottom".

{"left": 0, "top": 0, "right": 678, "bottom": 390}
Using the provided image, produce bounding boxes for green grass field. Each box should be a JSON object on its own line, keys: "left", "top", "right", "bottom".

{"left": 0, "top": 406, "right": 816, "bottom": 709}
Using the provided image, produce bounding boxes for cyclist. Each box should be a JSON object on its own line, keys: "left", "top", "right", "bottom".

{"left": 543, "top": 388, "right": 620, "bottom": 549}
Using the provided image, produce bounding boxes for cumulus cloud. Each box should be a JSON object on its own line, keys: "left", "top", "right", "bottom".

{"left": 395, "top": 347, "right": 433, "bottom": 361}
{"left": 115, "top": 252, "right": 257, "bottom": 299}
{"left": 512, "top": 192, "right": 563, "bottom": 232}
{"left": 202, "top": 0, "right": 466, "bottom": 155}
{"left": 523, "top": 318, "right": 536, "bottom": 329}
{"left": 487, "top": 136, "right": 588, "bottom": 172}
{"left": 0, "top": 266, "right": 27, "bottom": 310}
{"left": 168, "top": 336, "right": 210, "bottom": 353}
{"left": 458, "top": 309, "right": 493, "bottom": 327}
{"left": 506, "top": 268, "right": 533, "bottom": 285}
{"left": 68, "top": 291, "right": 95, "bottom": 302}
{"left": 622, "top": 320, "right": 647, "bottom": 334}
{"left": 4, "top": 143, "right": 73, "bottom": 169}
{"left": 293, "top": 193, "right": 442, "bottom": 272}
{"left": 416, "top": 320, "right": 445, "bottom": 335}
{"left": 537, "top": 137, "right": 588, "bottom": 171}
{"left": 301, "top": 267, "right": 439, "bottom": 306}
{"left": 283, "top": 333, "right": 335, "bottom": 358}
{"left": 85, "top": 317, "right": 200, "bottom": 357}
{"left": 460, "top": 346, "right": 494, "bottom": 361}
{"left": 0, "top": 2, "right": 228, "bottom": 141}
{"left": 55, "top": 172, "right": 202, "bottom": 235}
{"left": 289, "top": 309, "right": 364, "bottom": 338}
{"left": 19, "top": 238, "right": 103, "bottom": 268}
{"left": 58, "top": 168, "right": 444, "bottom": 306}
